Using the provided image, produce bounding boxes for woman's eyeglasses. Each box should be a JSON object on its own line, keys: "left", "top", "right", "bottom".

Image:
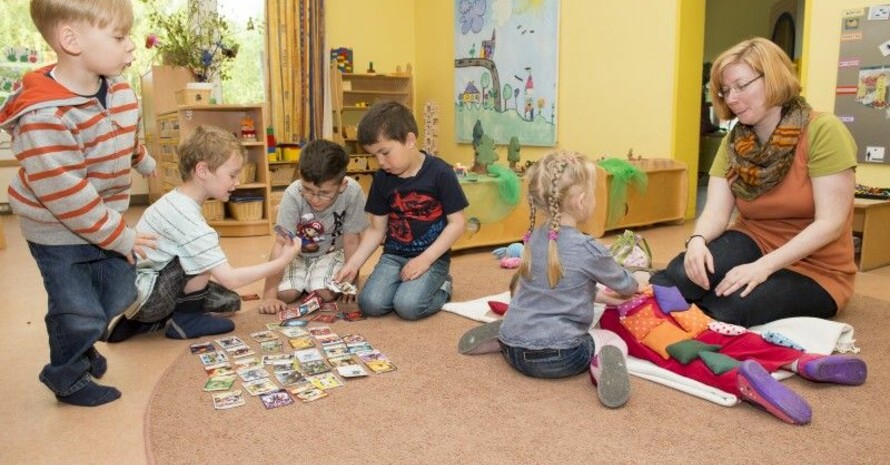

{"left": 716, "top": 74, "right": 763, "bottom": 99}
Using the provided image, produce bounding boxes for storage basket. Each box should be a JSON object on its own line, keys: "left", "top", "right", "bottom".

{"left": 227, "top": 199, "right": 264, "bottom": 221}
{"left": 270, "top": 165, "right": 297, "bottom": 185}
{"left": 202, "top": 200, "right": 224, "bottom": 221}
{"left": 238, "top": 162, "right": 257, "bottom": 184}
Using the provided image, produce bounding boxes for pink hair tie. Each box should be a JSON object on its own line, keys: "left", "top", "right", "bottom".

{"left": 548, "top": 230, "right": 559, "bottom": 241}
{"left": 522, "top": 232, "right": 531, "bottom": 244}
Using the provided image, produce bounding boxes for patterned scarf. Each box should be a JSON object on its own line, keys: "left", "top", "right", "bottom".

{"left": 726, "top": 96, "right": 811, "bottom": 201}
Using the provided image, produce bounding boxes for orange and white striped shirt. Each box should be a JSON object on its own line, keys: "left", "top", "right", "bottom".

{"left": 0, "top": 65, "right": 155, "bottom": 256}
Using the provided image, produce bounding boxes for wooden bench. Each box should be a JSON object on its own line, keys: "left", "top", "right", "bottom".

{"left": 853, "top": 198, "right": 890, "bottom": 271}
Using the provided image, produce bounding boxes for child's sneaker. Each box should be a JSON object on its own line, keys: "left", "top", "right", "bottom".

{"left": 165, "top": 312, "right": 235, "bottom": 340}
{"left": 737, "top": 360, "right": 811, "bottom": 425}
{"left": 798, "top": 354, "right": 867, "bottom": 386}
{"left": 589, "top": 345, "right": 630, "bottom": 408}
{"left": 458, "top": 320, "right": 502, "bottom": 355}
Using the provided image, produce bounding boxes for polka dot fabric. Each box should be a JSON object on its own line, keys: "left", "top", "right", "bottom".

{"left": 620, "top": 303, "right": 666, "bottom": 340}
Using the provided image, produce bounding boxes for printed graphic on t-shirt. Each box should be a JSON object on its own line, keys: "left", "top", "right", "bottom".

{"left": 386, "top": 191, "right": 444, "bottom": 255}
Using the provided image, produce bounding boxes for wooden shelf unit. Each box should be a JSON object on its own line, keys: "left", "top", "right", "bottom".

{"left": 150, "top": 103, "right": 272, "bottom": 237}
{"left": 330, "top": 62, "right": 412, "bottom": 194}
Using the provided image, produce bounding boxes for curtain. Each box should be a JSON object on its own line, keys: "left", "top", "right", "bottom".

{"left": 265, "top": 0, "right": 325, "bottom": 143}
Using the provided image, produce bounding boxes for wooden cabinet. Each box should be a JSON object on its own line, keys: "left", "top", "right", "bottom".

{"left": 579, "top": 158, "right": 688, "bottom": 237}
{"left": 330, "top": 63, "right": 412, "bottom": 194}
{"left": 152, "top": 104, "right": 272, "bottom": 237}
{"left": 452, "top": 177, "right": 530, "bottom": 251}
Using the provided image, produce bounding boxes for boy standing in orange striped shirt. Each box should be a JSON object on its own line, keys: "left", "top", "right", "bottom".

{"left": 0, "top": 0, "right": 156, "bottom": 406}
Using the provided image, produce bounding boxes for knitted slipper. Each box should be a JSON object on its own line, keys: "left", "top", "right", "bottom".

{"left": 737, "top": 360, "right": 811, "bottom": 425}
{"left": 589, "top": 345, "right": 630, "bottom": 408}
{"left": 798, "top": 355, "right": 867, "bottom": 386}
{"left": 458, "top": 320, "right": 503, "bottom": 355}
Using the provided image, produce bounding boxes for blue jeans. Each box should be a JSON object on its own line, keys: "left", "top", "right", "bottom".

{"left": 28, "top": 242, "right": 137, "bottom": 396}
{"left": 500, "top": 335, "right": 595, "bottom": 379}
{"left": 651, "top": 230, "right": 836, "bottom": 327}
{"left": 358, "top": 253, "right": 451, "bottom": 321}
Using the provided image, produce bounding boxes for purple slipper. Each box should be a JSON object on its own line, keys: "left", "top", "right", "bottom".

{"left": 799, "top": 355, "right": 867, "bottom": 386}
{"left": 737, "top": 360, "right": 812, "bottom": 425}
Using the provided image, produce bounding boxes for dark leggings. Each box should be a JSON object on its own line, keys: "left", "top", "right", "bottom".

{"left": 650, "top": 231, "right": 837, "bottom": 327}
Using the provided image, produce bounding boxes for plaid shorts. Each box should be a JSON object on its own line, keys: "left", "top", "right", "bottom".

{"left": 279, "top": 249, "right": 345, "bottom": 294}
{"left": 134, "top": 258, "right": 241, "bottom": 323}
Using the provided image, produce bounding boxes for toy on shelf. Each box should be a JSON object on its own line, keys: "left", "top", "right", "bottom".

{"left": 266, "top": 126, "right": 278, "bottom": 162}
{"left": 492, "top": 242, "right": 524, "bottom": 269}
{"left": 240, "top": 116, "right": 257, "bottom": 141}
{"left": 470, "top": 120, "right": 498, "bottom": 174}
{"left": 330, "top": 47, "right": 353, "bottom": 73}
{"left": 367, "top": 61, "right": 375, "bottom": 73}
{"left": 454, "top": 162, "right": 468, "bottom": 177}
{"left": 296, "top": 213, "right": 326, "bottom": 253}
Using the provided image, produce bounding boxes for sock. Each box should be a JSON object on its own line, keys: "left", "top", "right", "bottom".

{"left": 56, "top": 381, "right": 121, "bottom": 407}
{"left": 86, "top": 347, "right": 107, "bottom": 379}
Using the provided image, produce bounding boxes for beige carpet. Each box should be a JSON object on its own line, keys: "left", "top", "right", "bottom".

{"left": 147, "top": 251, "right": 889, "bottom": 464}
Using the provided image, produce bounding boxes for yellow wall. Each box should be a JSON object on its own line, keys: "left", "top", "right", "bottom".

{"left": 325, "top": 0, "right": 416, "bottom": 77}
{"left": 802, "top": 0, "right": 890, "bottom": 186}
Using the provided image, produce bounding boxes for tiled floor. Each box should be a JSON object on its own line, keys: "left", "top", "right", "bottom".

{"left": 1, "top": 208, "right": 888, "bottom": 464}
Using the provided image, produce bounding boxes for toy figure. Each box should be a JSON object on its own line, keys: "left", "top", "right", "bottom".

{"left": 240, "top": 116, "right": 257, "bottom": 141}
{"left": 454, "top": 162, "right": 468, "bottom": 177}
{"left": 492, "top": 242, "right": 524, "bottom": 269}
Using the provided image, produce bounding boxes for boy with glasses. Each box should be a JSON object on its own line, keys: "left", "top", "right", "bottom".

{"left": 258, "top": 139, "right": 369, "bottom": 313}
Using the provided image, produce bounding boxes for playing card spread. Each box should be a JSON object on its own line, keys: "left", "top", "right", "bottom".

{"left": 325, "top": 279, "right": 357, "bottom": 295}
{"left": 199, "top": 351, "right": 229, "bottom": 366}
{"left": 299, "top": 359, "right": 331, "bottom": 376}
{"left": 320, "top": 302, "right": 339, "bottom": 313}
{"left": 315, "top": 333, "right": 343, "bottom": 346}
{"left": 250, "top": 330, "right": 279, "bottom": 343}
{"left": 308, "top": 326, "right": 332, "bottom": 337}
{"left": 260, "top": 389, "right": 295, "bottom": 409}
{"left": 365, "top": 360, "right": 397, "bottom": 374}
{"left": 203, "top": 375, "right": 237, "bottom": 392}
{"left": 225, "top": 345, "right": 255, "bottom": 358}
{"left": 336, "top": 364, "right": 369, "bottom": 378}
{"left": 237, "top": 366, "right": 271, "bottom": 382}
{"left": 311, "top": 313, "right": 338, "bottom": 324}
{"left": 215, "top": 336, "right": 246, "bottom": 350}
{"left": 243, "top": 378, "right": 279, "bottom": 396}
{"left": 327, "top": 354, "right": 357, "bottom": 368}
{"left": 260, "top": 340, "right": 283, "bottom": 353}
{"left": 342, "top": 334, "right": 366, "bottom": 344}
{"left": 204, "top": 366, "right": 235, "bottom": 377}
{"left": 233, "top": 356, "right": 261, "bottom": 369}
{"left": 294, "top": 388, "right": 328, "bottom": 402}
{"left": 344, "top": 311, "right": 366, "bottom": 321}
{"left": 189, "top": 341, "right": 216, "bottom": 354}
{"left": 355, "top": 350, "right": 388, "bottom": 363}
{"left": 279, "top": 326, "right": 309, "bottom": 338}
{"left": 274, "top": 370, "right": 306, "bottom": 387}
{"left": 347, "top": 342, "right": 374, "bottom": 353}
{"left": 287, "top": 381, "right": 315, "bottom": 395}
{"left": 307, "top": 372, "right": 345, "bottom": 390}
{"left": 262, "top": 353, "right": 295, "bottom": 366}
{"left": 288, "top": 336, "right": 317, "bottom": 350}
{"left": 212, "top": 390, "right": 246, "bottom": 410}
{"left": 323, "top": 344, "right": 349, "bottom": 358}
{"left": 294, "top": 348, "right": 324, "bottom": 363}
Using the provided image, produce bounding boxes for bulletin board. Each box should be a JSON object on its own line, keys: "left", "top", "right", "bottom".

{"left": 833, "top": 5, "right": 890, "bottom": 164}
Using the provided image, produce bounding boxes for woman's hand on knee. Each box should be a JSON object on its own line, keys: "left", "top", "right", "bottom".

{"left": 683, "top": 243, "right": 714, "bottom": 290}
{"left": 715, "top": 262, "right": 770, "bottom": 298}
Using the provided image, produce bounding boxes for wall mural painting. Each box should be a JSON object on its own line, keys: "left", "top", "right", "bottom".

{"left": 454, "top": 0, "right": 559, "bottom": 146}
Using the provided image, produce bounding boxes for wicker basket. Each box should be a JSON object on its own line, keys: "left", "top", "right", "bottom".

{"left": 227, "top": 200, "right": 264, "bottom": 221}
{"left": 202, "top": 200, "right": 224, "bottom": 221}
{"left": 238, "top": 162, "right": 257, "bottom": 184}
{"left": 270, "top": 165, "right": 296, "bottom": 185}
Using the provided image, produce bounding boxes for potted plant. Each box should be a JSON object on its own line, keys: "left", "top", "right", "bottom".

{"left": 141, "top": 0, "right": 241, "bottom": 83}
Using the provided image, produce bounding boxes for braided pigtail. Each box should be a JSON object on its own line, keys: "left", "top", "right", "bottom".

{"left": 546, "top": 159, "right": 568, "bottom": 287}
{"left": 518, "top": 161, "right": 541, "bottom": 281}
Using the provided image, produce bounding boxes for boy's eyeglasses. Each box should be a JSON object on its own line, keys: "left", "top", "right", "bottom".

{"left": 300, "top": 189, "right": 338, "bottom": 201}
{"left": 716, "top": 74, "right": 763, "bottom": 99}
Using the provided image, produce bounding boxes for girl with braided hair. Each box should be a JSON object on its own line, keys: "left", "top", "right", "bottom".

{"left": 459, "top": 151, "right": 645, "bottom": 408}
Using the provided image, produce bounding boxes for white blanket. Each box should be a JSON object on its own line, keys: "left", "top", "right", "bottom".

{"left": 443, "top": 293, "right": 859, "bottom": 406}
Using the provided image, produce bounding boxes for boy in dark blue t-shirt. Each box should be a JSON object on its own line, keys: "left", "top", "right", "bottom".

{"left": 335, "top": 102, "right": 468, "bottom": 320}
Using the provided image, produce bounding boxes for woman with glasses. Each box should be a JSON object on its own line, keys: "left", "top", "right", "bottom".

{"left": 650, "top": 37, "right": 858, "bottom": 327}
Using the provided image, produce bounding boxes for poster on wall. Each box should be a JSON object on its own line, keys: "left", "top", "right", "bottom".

{"left": 833, "top": 5, "right": 890, "bottom": 165}
{"left": 453, "top": 0, "right": 559, "bottom": 146}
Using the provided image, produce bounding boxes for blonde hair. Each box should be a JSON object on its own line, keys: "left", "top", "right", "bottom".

{"left": 178, "top": 125, "right": 246, "bottom": 181}
{"left": 518, "top": 151, "right": 597, "bottom": 288}
{"left": 710, "top": 37, "right": 800, "bottom": 121}
{"left": 31, "top": 0, "right": 134, "bottom": 44}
